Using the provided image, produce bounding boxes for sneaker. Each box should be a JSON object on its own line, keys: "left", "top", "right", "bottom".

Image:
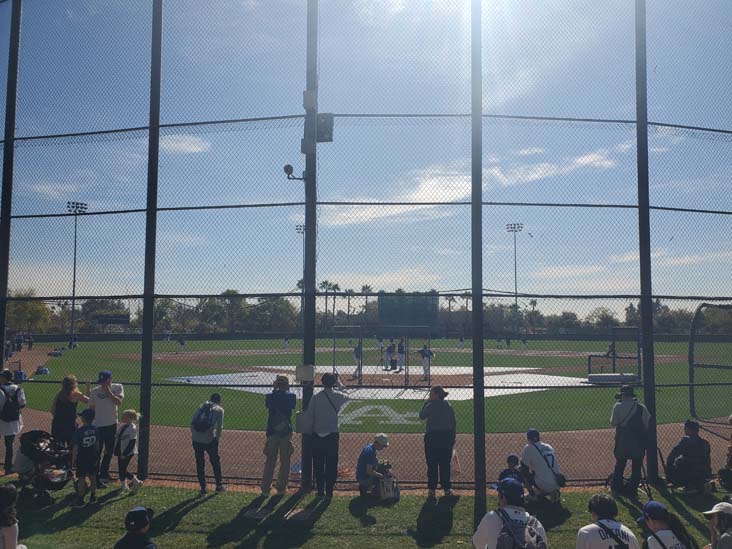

{"left": 119, "top": 483, "right": 130, "bottom": 492}
{"left": 72, "top": 497, "right": 86, "bottom": 509}
{"left": 131, "top": 477, "right": 143, "bottom": 491}
{"left": 443, "top": 489, "right": 453, "bottom": 497}
{"left": 97, "top": 480, "right": 108, "bottom": 489}
{"left": 199, "top": 488, "right": 207, "bottom": 496}
{"left": 215, "top": 484, "right": 226, "bottom": 493}
{"left": 88, "top": 494, "right": 98, "bottom": 505}
{"left": 427, "top": 489, "right": 436, "bottom": 498}
{"left": 261, "top": 489, "right": 270, "bottom": 497}
{"left": 316, "top": 491, "right": 325, "bottom": 499}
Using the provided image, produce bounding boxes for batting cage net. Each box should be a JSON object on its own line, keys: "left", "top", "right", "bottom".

{"left": 689, "top": 303, "right": 732, "bottom": 423}
{"left": 587, "top": 326, "right": 641, "bottom": 379}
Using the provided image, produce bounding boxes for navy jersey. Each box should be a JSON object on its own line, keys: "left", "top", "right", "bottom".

{"left": 73, "top": 424, "right": 99, "bottom": 463}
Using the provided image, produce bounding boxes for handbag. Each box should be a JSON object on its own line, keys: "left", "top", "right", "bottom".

{"left": 534, "top": 443, "right": 566, "bottom": 488}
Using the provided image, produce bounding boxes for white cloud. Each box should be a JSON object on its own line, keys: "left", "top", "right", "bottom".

{"left": 158, "top": 231, "right": 208, "bottom": 248}
{"left": 650, "top": 147, "right": 670, "bottom": 154}
{"left": 514, "top": 147, "right": 544, "bottom": 156}
{"left": 532, "top": 264, "right": 605, "bottom": 280}
{"left": 610, "top": 249, "right": 667, "bottom": 264}
{"left": 328, "top": 266, "right": 441, "bottom": 290}
{"left": 159, "top": 135, "right": 211, "bottom": 155}
{"left": 353, "top": 0, "right": 407, "bottom": 25}
{"left": 656, "top": 250, "right": 732, "bottom": 267}
{"left": 25, "top": 183, "right": 80, "bottom": 201}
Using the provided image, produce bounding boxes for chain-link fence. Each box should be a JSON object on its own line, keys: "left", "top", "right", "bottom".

{"left": 0, "top": 0, "right": 730, "bottom": 495}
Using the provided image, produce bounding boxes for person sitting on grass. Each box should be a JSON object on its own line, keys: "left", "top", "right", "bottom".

{"left": 665, "top": 419, "right": 712, "bottom": 493}
{"left": 637, "top": 500, "right": 699, "bottom": 549}
{"left": 114, "top": 506, "right": 157, "bottom": 549}
{"left": 0, "top": 484, "right": 27, "bottom": 549}
{"left": 576, "top": 493, "right": 640, "bottom": 549}
{"left": 472, "top": 478, "right": 547, "bottom": 549}
{"left": 356, "top": 434, "right": 389, "bottom": 498}
{"left": 72, "top": 408, "right": 98, "bottom": 508}
{"left": 498, "top": 454, "right": 523, "bottom": 483}
{"left": 702, "top": 502, "right": 732, "bottom": 549}
{"left": 521, "top": 428, "right": 562, "bottom": 503}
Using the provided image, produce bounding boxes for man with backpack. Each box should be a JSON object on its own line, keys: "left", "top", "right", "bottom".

{"left": 520, "top": 428, "right": 564, "bottom": 503}
{"left": 261, "top": 376, "right": 296, "bottom": 497}
{"left": 191, "top": 393, "right": 225, "bottom": 495}
{"left": 0, "top": 369, "right": 25, "bottom": 475}
{"left": 576, "top": 493, "right": 640, "bottom": 548}
{"left": 610, "top": 385, "right": 650, "bottom": 497}
{"left": 472, "top": 477, "right": 548, "bottom": 549}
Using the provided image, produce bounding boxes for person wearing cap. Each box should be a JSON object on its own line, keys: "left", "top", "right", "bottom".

{"left": 498, "top": 454, "right": 523, "bottom": 483}
{"left": 665, "top": 420, "right": 712, "bottom": 493}
{"left": 0, "top": 369, "right": 25, "bottom": 476}
{"left": 576, "top": 493, "right": 640, "bottom": 549}
{"left": 89, "top": 370, "right": 124, "bottom": 484}
{"left": 419, "top": 386, "right": 456, "bottom": 497}
{"left": 638, "top": 500, "right": 698, "bottom": 549}
{"left": 261, "top": 375, "right": 297, "bottom": 497}
{"left": 356, "top": 434, "right": 390, "bottom": 498}
{"left": 703, "top": 502, "right": 732, "bottom": 549}
{"left": 72, "top": 408, "right": 99, "bottom": 508}
{"left": 299, "top": 372, "right": 350, "bottom": 498}
{"left": 520, "top": 428, "right": 562, "bottom": 503}
{"left": 610, "top": 384, "right": 650, "bottom": 496}
{"left": 472, "top": 478, "right": 547, "bottom": 549}
{"left": 114, "top": 506, "right": 157, "bottom": 549}
{"left": 191, "top": 393, "right": 225, "bottom": 495}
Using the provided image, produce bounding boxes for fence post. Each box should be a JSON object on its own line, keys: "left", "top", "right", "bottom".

{"left": 0, "top": 0, "right": 23, "bottom": 355}
{"left": 471, "top": 0, "right": 487, "bottom": 528}
{"left": 138, "top": 0, "right": 164, "bottom": 480}
{"left": 634, "top": 0, "right": 658, "bottom": 482}
{"left": 300, "top": 0, "right": 319, "bottom": 491}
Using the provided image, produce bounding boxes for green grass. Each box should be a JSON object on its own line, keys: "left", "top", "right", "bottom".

{"left": 20, "top": 339, "right": 732, "bottom": 434}
{"left": 14, "top": 482, "right": 724, "bottom": 548}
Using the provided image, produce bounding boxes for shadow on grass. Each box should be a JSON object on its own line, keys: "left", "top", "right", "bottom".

{"left": 151, "top": 492, "right": 213, "bottom": 536}
{"left": 39, "top": 489, "right": 120, "bottom": 532}
{"left": 526, "top": 500, "right": 572, "bottom": 530}
{"left": 654, "top": 486, "right": 718, "bottom": 541}
{"left": 407, "top": 495, "right": 459, "bottom": 548}
{"left": 348, "top": 495, "right": 398, "bottom": 527}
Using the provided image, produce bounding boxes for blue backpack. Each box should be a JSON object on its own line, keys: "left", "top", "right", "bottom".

{"left": 192, "top": 403, "right": 215, "bottom": 432}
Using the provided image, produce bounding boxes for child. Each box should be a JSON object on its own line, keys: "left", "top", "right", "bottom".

{"left": 72, "top": 408, "right": 98, "bottom": 508}
{"left": 0, "top": 484, "right": 27, "bottom": 549}
{"left": 498, "top": 454, "right": 523, "bottom": 483}
{"left": 115, "top": 409, "right": 143, "bottom": 492}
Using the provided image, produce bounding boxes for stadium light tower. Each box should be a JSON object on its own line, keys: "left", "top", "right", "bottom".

{"left": 506, "top": 223, "right": 523, "bottom": 336}
{"left": 67, "top": 201, "right": 88, "bottom": 344}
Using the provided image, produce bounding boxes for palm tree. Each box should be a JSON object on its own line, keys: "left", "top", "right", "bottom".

{"left": 361, "top": 285, "right": 373, "bottom": 313}
{"left": 330, "top": 283, "right": 341, "bottom": 323}
{"left": 345, "top": 289, "right": 355, "bottom": 322}
{"left": 446, "top": 296, "right": 457, "bottom": 334}
{"left": 319, "top": 280, "right": 331, "bottom": 319}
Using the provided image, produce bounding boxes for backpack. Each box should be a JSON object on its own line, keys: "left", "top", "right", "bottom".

{"left": 615, "top": 404, "right": 647, "bottom": 460}
{"left": 192, "top": 403, "right": 216, "bottom": 433}
{"left": 495, "top": 508, "right": 547, "bottom": 549}
{"left": 0, "top": 386, "right": 21, "bottom": 422}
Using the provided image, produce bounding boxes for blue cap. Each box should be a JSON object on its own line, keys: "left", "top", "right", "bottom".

{"left": 497, "top": 478, "right": 524, "bottom": 503}
{"left": 78, "top": 408, "right": 95, "bottom": 421}
{"left": 637, "top": 501, "right": 669, "bottom": 524}
{"left": 97, "top": 370, "right": 112, "bottom": 383}
{"left": 526, "top": 428, "right": 540, "bottom": 441}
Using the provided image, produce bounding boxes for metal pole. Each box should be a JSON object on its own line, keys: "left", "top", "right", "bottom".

{"left": 635, "top": 0, "right": 658, "bottom": 482}
{"left": 0, "top": 0, "right": 23, "bottom": 351}
{"left": 70, "top": 214, "right": 78, "bottom": 343}
{"left": 471, "top": 0, "right": 487, "bottom": 527}
{"left": 513, "top": 230, "right": 518, "bottom": 336}
{"left": 137, "top": 0, "right": 163, "bottom": 480}
{"left": 300, "top": 0, "right": 319, "bottom": 491}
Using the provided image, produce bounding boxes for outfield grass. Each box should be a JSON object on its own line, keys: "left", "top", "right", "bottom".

{"left": 18, "top": 338, "right": 732, "bottom": 434}
{"left": 14, "top": 482, "right": 724, "bottom": 548}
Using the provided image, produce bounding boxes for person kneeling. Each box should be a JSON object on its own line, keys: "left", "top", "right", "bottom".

{"left": 356, "top": 434, "right": 389, "bottom": 498}
{"left": 665, "top": 420, "right": 712, "bottom": 493}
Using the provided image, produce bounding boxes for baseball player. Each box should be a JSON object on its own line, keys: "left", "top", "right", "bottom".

{"left": 351, "top": 342, "right": 363, "bottom": 380}
{"left": 417, "top": 344, "right": 434, "bottom": 381}
{"left": 385, "top": 340, "right": 396, "bottom": 371}
{"left": 397, "top": 338, "right": 406, "bottom": 373}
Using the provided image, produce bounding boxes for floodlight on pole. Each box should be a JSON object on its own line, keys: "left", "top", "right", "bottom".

{"left": 67, "top": 201, "right": 88, "bottom": 346}
{"left": 505, "top": 223, "right": 523, "bottom": 336}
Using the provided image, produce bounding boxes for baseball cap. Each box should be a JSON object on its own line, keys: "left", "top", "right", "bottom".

{"left": 78, "top": 408, "right": 95, "bottom": 421}
{"left": 637, "top": 501, "right": 669, "bottom": 524}
{"left": 125, "top": 506, "right": 154, "bottom": 531}
{"left": 431, "top": 386, "right": 449, "bottom": 398}
{"left": 684, "top": 419, "right": 700, "bottom": 432}
{"left": 274, "top": 375, "right": 290, "bottom": 386}
{"left": 374, "top": 433, "right": 389, "bottom": 447}
{"left": 0, "top": 370, "right": 12, "bottom": 381}
{"left": 97, "top": 370, "right": 112, "bottom": 383}
{"left": 322, "top": 373, "right": 337, "bottom": 387}
{"left": 619, "top": 385, "right": 635, "bottom": 397}
{"left": 526, "top": 428, "right": 540, "bottom": 441}
{"left": 497, "top": 478, "right": 524, "bottom": 503}
{"left": 703, "top": 502, "right": 732, "bottom": 517}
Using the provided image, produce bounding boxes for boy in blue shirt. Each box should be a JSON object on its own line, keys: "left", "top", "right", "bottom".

{"left": 72, "top": 408, "right": 99, "bottom": 508}
{"left": 498, "top": 454, "right": 523, "bottom": 483}
{"left": 356, "top": 434, "right": 389, "bottom": 497}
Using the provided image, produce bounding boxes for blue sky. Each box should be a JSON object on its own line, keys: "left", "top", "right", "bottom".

{"left": 1, "top": 0, "right": 731, "bottom": 314}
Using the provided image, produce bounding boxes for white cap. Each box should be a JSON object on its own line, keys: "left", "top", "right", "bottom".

{"left": 374, "top": 433, "right": 389, "bottom": 446}
{"left": 703, "top": 502, "right": 732, "bottom": 517}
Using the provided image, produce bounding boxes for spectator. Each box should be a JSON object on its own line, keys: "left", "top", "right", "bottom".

{"left": 498, "top": 454, "right": 523, "bottom": 483}
{"left": 0, "top": 369, "right": 25, "bottom": 475}
{"left": 177, "top": 335, "right": 186, "bottom": 354}
{"left": 89, "top": 370, "right": 124, "bottom": 485}
{"left": 419, "top": 386, "right": 456, "bottom": 497}
{"left": 637, "top": 501, "right": 698, "bottom": 549}
{"left": 397, "top": 338, "right": 406, "bottom": 373}
{"left": 114, "top": 506, "right": 157, "bottom": 549}
{"left": 261, "top": 375, "right": 296, "bottom": 497}
{"left": 472, "top": 478, "right": 547, "bottom": 549}
{"left": 191, "top": 393, "right": 225, "bottom": 495}
{"left": 72, "top": 408, "right": 98, "bottom": 508}
{"left": 702, "top": 502, "right": 732, "bottom": 549}
{"left": 665, "top": 420, "right": 712, "bottom": 492}
{"left": 610, "top": 385, "right": 650, "bottom": 497}
{"left": 576, "top": 493, "right": 640, "bottom": 549}
{"left": 50, "top": 374, "right": 90, "bottom": 447}
{"left": 115, "top": 409, "right": 142, "bottom": 492}
{"left": 3, "top": 341, "right": 10, "bottom": 362}
{"left": 300, "top": 373, "right": 349, "bottom": 499}
{"left": 356, "top": 434, "right": 389, "bottom": 498}
{"left": 521, "top": 428, "right": 562, "bottom": 503}
{"left": 0, "top": 484, "right": 27, "bottom": 549}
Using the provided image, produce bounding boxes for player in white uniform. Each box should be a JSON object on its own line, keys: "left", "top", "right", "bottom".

{"left": 637, "top": 501, "right": 696, "bottom": 549}
{"left": 417, "top": 345, "right": 434, "bottom": 381}
{"left": 576, "top": 493, "right": 640, "bottom": 549}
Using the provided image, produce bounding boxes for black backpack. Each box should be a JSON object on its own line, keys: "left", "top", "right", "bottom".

{"left": 615, "top": 404, "right": 647, "bottom": 459}
{"left": 0, "top": 386, "right": 21, "bottom": 422}
{"left": 192, "top": 403, "right": 216, "bottom": 433}
{"left": 495, "top": 508, "right": 547, "bottom": 549}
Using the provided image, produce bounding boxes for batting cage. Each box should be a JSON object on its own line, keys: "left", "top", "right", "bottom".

{"left": 587, "top": 326, "right": 641, "bottom": 381}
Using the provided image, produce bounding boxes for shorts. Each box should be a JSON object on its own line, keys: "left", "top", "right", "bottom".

{"left": 76, "top": 459, "right": 98, "bottom": 477}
